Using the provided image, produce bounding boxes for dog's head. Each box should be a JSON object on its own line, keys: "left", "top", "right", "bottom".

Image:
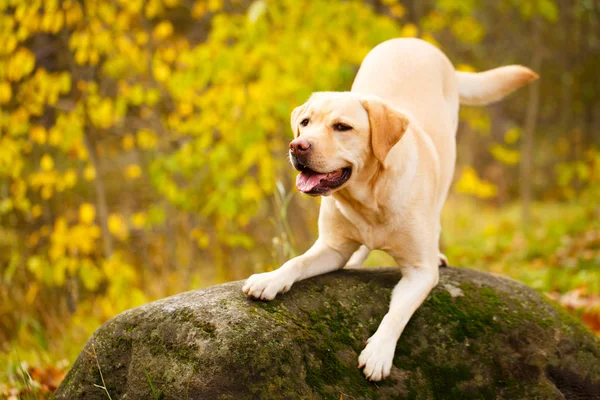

{"left": 289, "top": 92, "right": 409, "bottom": 196}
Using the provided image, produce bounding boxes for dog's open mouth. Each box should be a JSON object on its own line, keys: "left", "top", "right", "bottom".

{"left": 295, "top": 167, "right": 352, "bottom": 195}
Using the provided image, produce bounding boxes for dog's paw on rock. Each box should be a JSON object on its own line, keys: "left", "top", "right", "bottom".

{"left": 358, "top": 332, "right": 397, "bottom": 381}
{"left": 242, "top": 271, "right": 293, "bottom": 300}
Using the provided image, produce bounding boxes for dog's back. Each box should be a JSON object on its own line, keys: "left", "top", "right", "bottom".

{"left": 351, "top": 38, "right": 537, "bottom": 211}
{"left": 352, "top": 38, "right": 460, "bottom": 140}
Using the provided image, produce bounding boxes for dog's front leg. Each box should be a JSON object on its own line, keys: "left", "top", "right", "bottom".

{"left": 358, "top": 260, "right": 439, "bottom": 381}
{"left": 242, "top": 238, "right": 358, "bottom": 301}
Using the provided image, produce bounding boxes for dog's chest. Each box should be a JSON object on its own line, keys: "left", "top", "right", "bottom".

{"left": 333, "top": 199, "right": 403, "bottom": 251}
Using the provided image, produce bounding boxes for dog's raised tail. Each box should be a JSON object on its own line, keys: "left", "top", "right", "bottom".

{"left": 457, "top": 66, "right": 539, "bottom": 106}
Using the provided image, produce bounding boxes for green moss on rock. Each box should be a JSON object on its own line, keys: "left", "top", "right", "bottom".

{"left": 56, "top": 267, "right": 600, "bottom": 400}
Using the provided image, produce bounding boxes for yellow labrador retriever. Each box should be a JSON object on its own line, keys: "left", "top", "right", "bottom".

{"left": 242, "top": 38, "right": 537, "bottom": 381}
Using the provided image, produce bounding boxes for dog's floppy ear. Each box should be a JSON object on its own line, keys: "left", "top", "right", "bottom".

{"left": 290, "top": 102, "right": 309, "bottom": 138}
{"left": 360, "top": 96, "right": 409, "bottom": 165}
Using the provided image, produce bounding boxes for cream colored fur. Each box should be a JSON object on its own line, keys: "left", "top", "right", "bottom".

{"left": 242, "top": 38, "right": 537, "bottom": 381}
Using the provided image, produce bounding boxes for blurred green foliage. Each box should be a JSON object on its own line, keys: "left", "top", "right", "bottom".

{"left": 0, "top": 0, "right": 598, "bottom": 396}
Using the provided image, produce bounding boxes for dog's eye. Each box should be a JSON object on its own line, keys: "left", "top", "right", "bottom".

{"left": 300, "top": 118, "right": 309, "bottom": 127}
{"left": 333, "top": 123, "right": 352, "bottom": 131}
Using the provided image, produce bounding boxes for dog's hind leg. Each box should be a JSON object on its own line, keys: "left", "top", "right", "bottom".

{"left": 436, "top": 222, "right": 449, "bottom": 267}
{"left": 438, "top": 252, "right": 449, "bottom": 267}
{"left": 344, "top": 245, "right": 370, "bottom": 268}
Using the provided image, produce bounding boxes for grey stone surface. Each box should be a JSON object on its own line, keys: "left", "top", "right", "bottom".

{"left": 56, "top": 267, "right": 600, "bottom": 399}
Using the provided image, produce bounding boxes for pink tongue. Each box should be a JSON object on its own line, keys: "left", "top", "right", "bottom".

{"left": 296, "top": 169, "right": 342, "bottom": 192}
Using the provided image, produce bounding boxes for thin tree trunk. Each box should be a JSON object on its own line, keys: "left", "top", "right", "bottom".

{"left": 83, "top": 132, "right": 114, "bottom": 258}
{"left": 560, "top": 0, "right": 572, "bottom": 151}
{"left": 520, "top": 21, "right": 543, "bottom": 226}
{"left": 59, "top": 29, "right": 114, "bottom": 258}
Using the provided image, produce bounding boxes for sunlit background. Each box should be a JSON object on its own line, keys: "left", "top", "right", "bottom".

{"left": 1, "top": 0, "right": 599, "bottom": 396}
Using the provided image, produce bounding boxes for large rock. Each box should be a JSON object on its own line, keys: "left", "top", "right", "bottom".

{"left": 56, "top": 267, "right": 600, "bottom": 399}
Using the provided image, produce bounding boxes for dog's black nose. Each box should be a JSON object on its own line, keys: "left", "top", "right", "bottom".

{"left": 289, "top": 139, "right": 311, "bottom": 155}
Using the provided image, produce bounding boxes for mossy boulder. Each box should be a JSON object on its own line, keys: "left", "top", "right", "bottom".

{"left": 56, "top": 267, "right": 600, "bottom": 399}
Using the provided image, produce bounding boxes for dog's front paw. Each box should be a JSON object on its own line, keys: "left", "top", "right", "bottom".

{"left": 242, "top": 271, "right": 293, "bottom": 300}
{"left": 358, "top": 333, "right": 396, "bottom": 381}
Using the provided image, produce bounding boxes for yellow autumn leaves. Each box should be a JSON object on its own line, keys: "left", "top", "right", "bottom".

{"left": 490, "top": 128, "right": 521, "bottom": 166}
{"left": 29, "top": 155, "right": 78, "bottom": 200}
{"left": 80, "top": 203, "right": 134, "bottom": 240}
{"left": 153, "top": 21, "right": 173, "bottom": 40}
{"left": 455, "top": 126, "right": 523, "bottom": 199}
{"left": 79, "top": 203, "right": 96, "bottom": 223}
{"left": 1, "top": 48, "right": 35, "bottom": 81}
{"left": 0, "top": 82, "right": 11, "bottom": 103}
{"left": 125, "top": 164, "right": 142, "bottom": 180}
{"left": 81, "top": 202, "right": 147, "bottom": 233}
{"left": 456, "top": 167, "right": 498, "bottom": 199}
{"left": 40, "top": 154, "right": 54, "bottom": 171}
